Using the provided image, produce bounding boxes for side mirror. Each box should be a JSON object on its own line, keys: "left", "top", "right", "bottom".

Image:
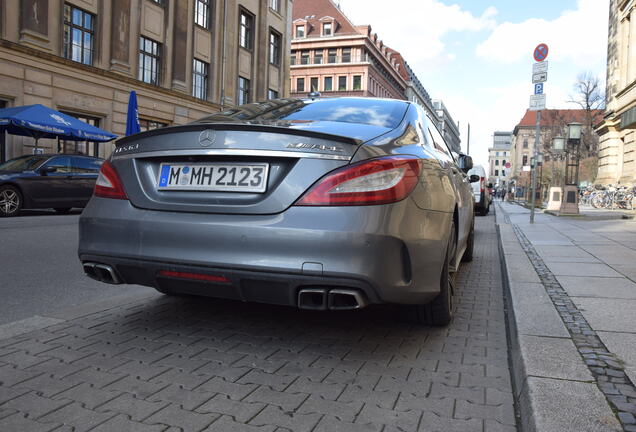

{"left": 41, "top": 166, "right": 57, "bottom": 175}
{"left": 469, "top": 174, "right": 480, "bottom": 183}
{"left": 458, "top": 154, "right": 473, "bottom": 172}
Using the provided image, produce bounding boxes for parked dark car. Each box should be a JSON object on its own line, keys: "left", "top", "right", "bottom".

{"left": 0, "top": 154, "right": 103, "bottom": 217}
{"left": 79, "top": 97, "right": 477, "bottom": 326}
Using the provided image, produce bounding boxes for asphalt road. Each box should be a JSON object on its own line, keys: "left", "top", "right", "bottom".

{"left": 0, "top": 210, "right": 152, "bottom": 325}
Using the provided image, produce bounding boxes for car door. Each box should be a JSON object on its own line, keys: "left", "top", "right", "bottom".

{"left": 426, "top": 122, "right": 471, "bottom": 251}
{"left": 69, "top": 156, "right": 103, "bottom": 205}
{"left": 28, "top": 156, "right": 75, "bottom": 207}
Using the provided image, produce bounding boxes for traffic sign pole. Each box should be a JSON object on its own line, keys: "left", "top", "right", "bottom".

{"left": 529, "top": 43, "right": 548, "bottom": 224}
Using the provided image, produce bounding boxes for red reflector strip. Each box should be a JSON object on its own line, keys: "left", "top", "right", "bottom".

{"left": 157, "top": 270, "right": 230, "bottom": 284}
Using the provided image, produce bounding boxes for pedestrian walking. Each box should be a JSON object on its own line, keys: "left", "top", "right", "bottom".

{"left": 501, "top": 189, "right": 507, "bottom": 201}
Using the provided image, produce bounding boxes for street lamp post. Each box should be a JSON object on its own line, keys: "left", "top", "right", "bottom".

{"left": 546, "top": 136, "right": 565, "bottom": 211}
{"left": 561, "top": 122, "right": 583, "bottom": 214}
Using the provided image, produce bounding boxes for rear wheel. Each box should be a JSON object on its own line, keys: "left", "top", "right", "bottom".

{"left": 479, "top": 205, "right": 488, "bottom": 216}
{"left": 409, "top": 220, "right": 455, "bottom": 326}
{"left": 0, "top": 185, "right": 22, "bottom": 217}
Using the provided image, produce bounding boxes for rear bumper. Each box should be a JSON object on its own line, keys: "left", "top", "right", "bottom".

{"left": 78, "top": 197, "right": 451, "bottom": 306}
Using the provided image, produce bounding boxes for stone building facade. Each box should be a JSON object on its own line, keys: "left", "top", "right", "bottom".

{"left": 0, "top": 0, "right": 292, "bottom": 160}
{"left": 488, "top": 131, "right": 512, "bottom": 186}
{"left": 289, "top": 0, "right": 406, "bottom": 101}
{"left": 432, "top": 100, "right": 461, "bottom": 154}
{"left": 509, "top": 109, "right": 602, "bottom": 180}
{"left": 595, "top": 0, "right": 636, "bottom": 185}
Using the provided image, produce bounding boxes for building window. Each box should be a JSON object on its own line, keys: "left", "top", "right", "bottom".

{"left": 338, "top": 76, "right": 347, "bottom": 91}
{"left": 138, "top": 37, "right": 161, "bottom": 85}
{"left": 328, "top": 48, "right": 337, "bottom": 63}
{"left": 495, "top": 159, "right": 499, "bottom": 166}
{"left": 63, "top": 4, "right": 95, "bottom": 65}
{"left": 342, "top": 48, "right": 351, "bottom": 63}
{"left": 324, "top": 76, "right": 333, "bottom": 91}
{"left": 290, "top": 50, "right": 297, "bottom": 65}
{"left": 139, "top": 118, "right": 168, "bottom": 132}
{"left": 523, "top": 140, "right": 528, "bottom": 149}
{"left": 314, "top": 49, "right": 323, "bottom": 64}
{"left": 269, "top": 30, "right": 281, "bottom": 65}
{"left": 239, "top": 10, "right": 254, "bottom": 49}
{"left": 269, "top": 0, "right": 280, "bottom": 12}
{"left": 322, "top": 22, "right": 332, "bottom": 36}
{"left": 295, "top": 24, "right": 305, "bottom": 38}
{"left": 192, "top": 59, "right": 208, "bottom": 100}
{"left": 297, "top": 77, "right": 305, "bottom": 92}
{"left": 194, "top": 0, "right": 210, "bottom": 28}
{"left": 60, "top": 112, "right": 101, "bottom": 156}
{"left": 495, "top": 170, "right": 499, "bottom": 176}
{"left": 310, "top": 77, "right": 318, "bottom": 92}
{"left": 353, "top": 75, "right": 361, "bottom": 90}
{"left": 496, "top": 151, "right": 500, "bottom": 156}
{"left": 238, "top": 76, "right": 250, "bottom": 105}
{"left": 268, "top": 89, "right": 279, "bottom": 99}
{"left": 523, "top": 155, "right": 528, "bottom": 165}
{"left": 301, "top": 50, "right": 310, "bottom": 65}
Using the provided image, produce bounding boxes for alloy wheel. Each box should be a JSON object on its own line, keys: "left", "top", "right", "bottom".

{"left": 0, "top": 189, "right": 20, "bottom": 215}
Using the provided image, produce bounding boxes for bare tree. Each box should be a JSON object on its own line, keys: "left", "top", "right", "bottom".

{"left": 568, "top": 72, "right": 605, "bottom": 156}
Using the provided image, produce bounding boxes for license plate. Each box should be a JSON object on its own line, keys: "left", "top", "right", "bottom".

{"left": 157, "top": 163, "right": 269, "bottom": 193}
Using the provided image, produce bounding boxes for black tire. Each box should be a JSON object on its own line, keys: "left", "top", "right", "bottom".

{"left": 462, "top": 221, "right": 474, "bottom": 263}
{"left": 409, "top": 220, "right": 455, "bottom": 326}
{"left": 0, "top": 185, "right": 22, "bottom": 217}
{"left": 54, "top": 208, "right": 72, "bottom": 214}
{"left": 479, "top": 206, "right": 488, "bottom": 216}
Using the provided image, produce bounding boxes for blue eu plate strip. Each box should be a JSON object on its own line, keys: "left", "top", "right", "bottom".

{"left": 159, "top": 165, "right": 171, "bottom": 187}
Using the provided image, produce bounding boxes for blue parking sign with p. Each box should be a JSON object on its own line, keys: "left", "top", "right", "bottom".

{"left": 534, "top": 83, "right": 544, "bottom": 95}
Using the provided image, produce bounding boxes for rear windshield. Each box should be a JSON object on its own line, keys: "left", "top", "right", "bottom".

{"left": 197, "top": 98, "right": 408, "bottom": 129}
{"left": 0, "top": 155, "right": 49, "bottom": 171}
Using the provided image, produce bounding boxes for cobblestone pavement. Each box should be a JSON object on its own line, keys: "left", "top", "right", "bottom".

{"left": 0, "top": 214, "right": 516, "bottom": 432}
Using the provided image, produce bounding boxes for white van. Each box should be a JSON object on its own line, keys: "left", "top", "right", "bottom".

{"left": 468, "top": 165, "right": 491, "bottom": 216}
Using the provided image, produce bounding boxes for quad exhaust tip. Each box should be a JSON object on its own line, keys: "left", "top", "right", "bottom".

{"left": 82, "top": 262, "right": 121, "bottom": 284}
{"left": 298, "top": 288, "right": 367, "bottom": 311}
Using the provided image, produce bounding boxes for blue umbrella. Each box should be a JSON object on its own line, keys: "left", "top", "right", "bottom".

{"left": 0, "top": 104, "right": 117, "bottom": 145}
{"left": 125, "top": 91, "right": 141, "bottom": 136}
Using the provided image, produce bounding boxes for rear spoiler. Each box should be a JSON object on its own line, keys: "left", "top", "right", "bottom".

{"left": 115, "top": 123, "right": 363, "bottom": 147}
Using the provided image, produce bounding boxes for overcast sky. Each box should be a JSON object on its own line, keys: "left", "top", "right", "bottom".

{"left": 336, "top": 0, "right": 610, "bottom": 166}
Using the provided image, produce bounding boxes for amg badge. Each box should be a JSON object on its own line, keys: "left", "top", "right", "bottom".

{"left": 286, "top": 143, "right": 343, "bottom": 153}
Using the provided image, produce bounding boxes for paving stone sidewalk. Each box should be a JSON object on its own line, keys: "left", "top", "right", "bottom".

{"left": 0, "top": 215, "right": 516, "bottom": 432}
{"left": 497, "top": 201, "right": 636, "bottom": 432}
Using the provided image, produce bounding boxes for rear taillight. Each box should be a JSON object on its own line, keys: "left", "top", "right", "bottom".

{"left": 480, "top": 176, "right": 485, "bottom": 194}
{"left": 94, "top": 161, "right": 127, "bottom": 200}
{"left": 295, "top": 156, "right": 421, "bottom": 206}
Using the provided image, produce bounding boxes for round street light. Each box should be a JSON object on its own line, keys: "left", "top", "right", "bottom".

{"left": 567, "top": 122, "right": 583, "bottom": 141}
{"left": 552, "top": 136, "right": 565, "bottom": 152}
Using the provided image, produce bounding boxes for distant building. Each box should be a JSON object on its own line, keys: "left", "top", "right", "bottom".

{"left": 510, "top": 109, "right": 603, "bottom": 179}
{"left": 432, "top": 100, "right": 461, "bottom": 154}
{"left": 0, "top": 0, "right": 292, "bottom": 160}
{"left": 289, "top": 0, "right": 407, "bottom": 99}
{"left": 403, "top": 62, "right": 436, "bottom": 120}
{"left": 488, "top": 132, "right": 512, "bottom": 186}
{"left": 595, "top": 0, "right": 636, "bottom": 185}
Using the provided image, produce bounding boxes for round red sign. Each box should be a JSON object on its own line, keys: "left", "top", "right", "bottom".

{"left": 534, "top": 43, "right": 549, "bottom": 62}
{"left": 505, "top": 162, "right": 511, "bottom": 169}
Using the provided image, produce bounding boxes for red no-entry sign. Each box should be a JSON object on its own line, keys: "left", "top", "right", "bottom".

{"left": 534, "top": 43, "right": 549, "bottom": 62}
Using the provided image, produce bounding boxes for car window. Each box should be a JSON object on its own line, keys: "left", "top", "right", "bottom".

{"left": 43, "top": 156, "right": 72, "bottom": 173}
{"left": 197, "top": 98, "right": 409, "bottom": 129}
{"left": 71, "top": 157, "right": 103, "bottom": 173}
{"left": 0, "top": 155, "right": 49, "bottom": 171}
{"left": 427, "top": 125, "right": 453, "bottom": 162}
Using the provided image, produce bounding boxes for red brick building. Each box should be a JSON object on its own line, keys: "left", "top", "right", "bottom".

{"left": 289, "top": 0, "right": 407, "bottom": 99}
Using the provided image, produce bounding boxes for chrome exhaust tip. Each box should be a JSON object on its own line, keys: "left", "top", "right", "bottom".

{"left": 327, "top": 289, "right": 367, "bottom": 310}
{"left": 298, "top": 288, "right": 327, "bottom": 310}
{"left": 82, "top": 262, "right": 121, "bottom": 284}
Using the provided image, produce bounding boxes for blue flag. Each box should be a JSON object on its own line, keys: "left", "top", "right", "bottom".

{"left": 125, "top": 90, "right": 141, "bottom": 136}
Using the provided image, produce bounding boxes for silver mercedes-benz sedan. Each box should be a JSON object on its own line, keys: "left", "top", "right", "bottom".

{"left": 79, "top": 97, "right": 477, "bottom": 326}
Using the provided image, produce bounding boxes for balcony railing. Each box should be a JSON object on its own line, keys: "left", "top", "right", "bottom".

{"left": 291, "top": 54, "right": 369, "bottom": 66}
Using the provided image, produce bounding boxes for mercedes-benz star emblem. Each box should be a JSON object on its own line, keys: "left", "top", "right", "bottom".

{"left": 198, "top": 129, "right": 216, "bottom": 147}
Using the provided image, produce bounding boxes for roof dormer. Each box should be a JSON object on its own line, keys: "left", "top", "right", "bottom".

{"left": 319, "top": 16, "right": 335, "bottom": 37}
